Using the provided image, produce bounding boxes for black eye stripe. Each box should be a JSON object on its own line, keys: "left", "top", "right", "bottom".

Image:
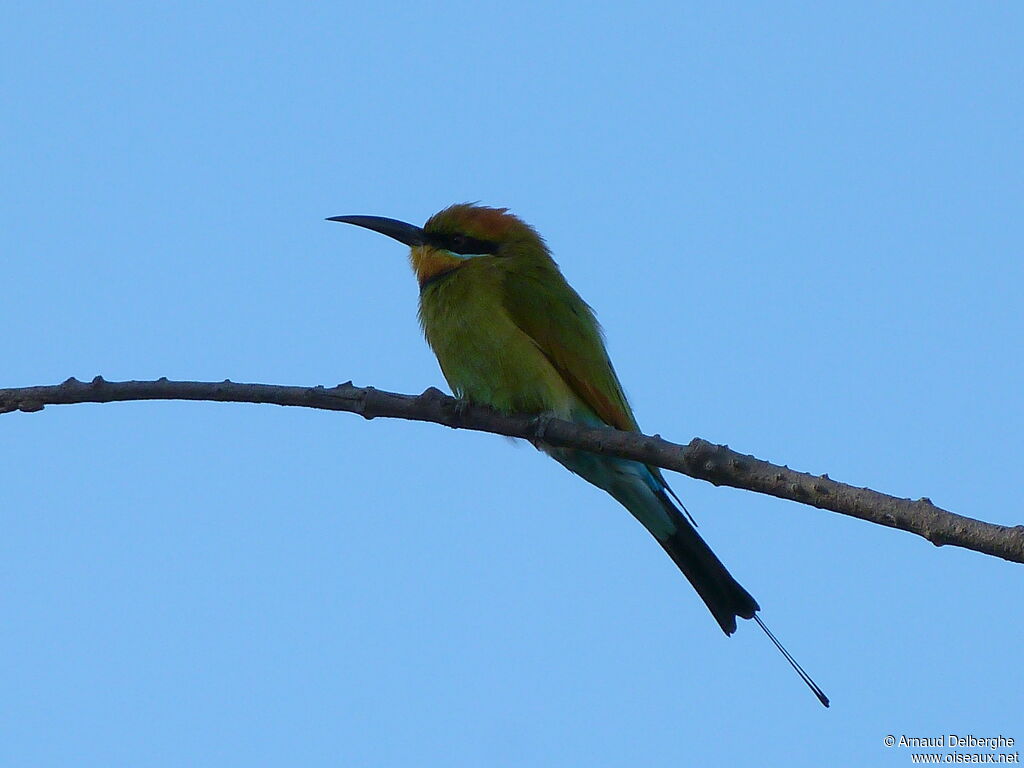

{"left": 427, "top": 232, "right": 500, "bottom": 255}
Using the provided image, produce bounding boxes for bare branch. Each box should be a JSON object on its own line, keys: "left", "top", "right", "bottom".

{"left": 3, "top": 376, "right": 1022, "bottom": 564}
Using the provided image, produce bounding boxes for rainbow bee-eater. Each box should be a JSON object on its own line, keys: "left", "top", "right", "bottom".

{"left": 329, "top": 203, "right": 828, "bottom": 707}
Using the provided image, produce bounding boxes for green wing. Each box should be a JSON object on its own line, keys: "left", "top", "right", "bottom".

{"left": 500, "top": 262, "right": 639, "bottom": 433}
{"left": 499, "top": 255, "right": 684, "bottom": 512}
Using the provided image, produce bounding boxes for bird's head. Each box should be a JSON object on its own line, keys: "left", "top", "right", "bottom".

{"left": 328, "top": 203, "right": 546, "bottom": 289}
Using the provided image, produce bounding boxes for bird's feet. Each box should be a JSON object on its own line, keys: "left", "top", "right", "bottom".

{"left": 531, "top": 412, "right": 556, "bottom": 446}
{"left": 452, "top": 397, "right": 471, "bottom": 421}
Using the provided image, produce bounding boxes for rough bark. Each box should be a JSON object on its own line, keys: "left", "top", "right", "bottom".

{"left": 3, "top": 376, "right": 1021, "bottom": 564}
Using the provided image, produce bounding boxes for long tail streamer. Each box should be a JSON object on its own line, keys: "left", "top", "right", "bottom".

{"left": 754, "top": 614, "right": 830, "bottom": 707}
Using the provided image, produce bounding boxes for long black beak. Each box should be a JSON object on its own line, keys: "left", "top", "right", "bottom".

{"left": 326, "top": 215, "right": 426, "bottom": 247}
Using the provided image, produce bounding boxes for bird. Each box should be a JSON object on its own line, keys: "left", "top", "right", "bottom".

{"left": 328, "top": 203, "right": 828, "bottom": 707}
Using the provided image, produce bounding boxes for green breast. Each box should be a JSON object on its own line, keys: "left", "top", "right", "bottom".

{"left": 417, "top": 262, "right": 576, "bottom": 417}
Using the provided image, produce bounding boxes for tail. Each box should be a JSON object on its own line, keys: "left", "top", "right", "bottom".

{"left": 548, "top": 448, "right": 829, "bottom": 706}
{"left": 552, "top": 448, "right": 757, "bottom": 633}
{"left": 653, "top": 489, "right": 830, "bottom": 708}
{"left": 651, "top": 489, "right": 758, "bottom": 636}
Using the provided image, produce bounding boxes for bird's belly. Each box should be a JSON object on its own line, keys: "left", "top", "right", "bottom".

{"left": 422, "top": 305, "right": 576, "bottom": 417}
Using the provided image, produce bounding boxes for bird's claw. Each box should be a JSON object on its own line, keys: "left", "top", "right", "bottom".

{"left": 532, "top": 412, "right": 555, "bottom": 443}
{"left": 452, "top": 398, "right": 471, "bottom": 420}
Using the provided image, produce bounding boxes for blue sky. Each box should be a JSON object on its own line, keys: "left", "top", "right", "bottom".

{"left": 3, "top": 3, "right": 1022, "bottom": 766}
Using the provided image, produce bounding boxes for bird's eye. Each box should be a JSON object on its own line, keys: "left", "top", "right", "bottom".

{"left": 433, "top": 231, "right": 499, "bottom": 255}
